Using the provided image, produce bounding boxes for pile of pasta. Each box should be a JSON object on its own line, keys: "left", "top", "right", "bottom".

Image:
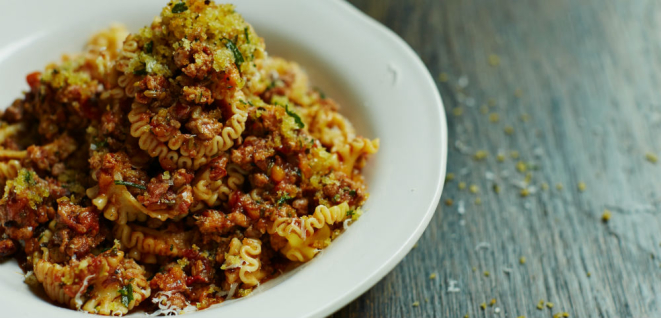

{"left": 0, "top": 0, "right": 378, "bottom": 315}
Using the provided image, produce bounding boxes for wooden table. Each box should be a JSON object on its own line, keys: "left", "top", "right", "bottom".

{"left": 334, "top": 0, "right": 661, "bottom": 317}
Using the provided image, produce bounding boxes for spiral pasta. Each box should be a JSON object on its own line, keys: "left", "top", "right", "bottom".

{"left": 334, "top": 137, "right": 380, "bottom": 176}
{"left": 223, "top": 238, "right": 266, "bottom": 287}
{"left": 112, "top": 223, "right": 193, "bottom": 260}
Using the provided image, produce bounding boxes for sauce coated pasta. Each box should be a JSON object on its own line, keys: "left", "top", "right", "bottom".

{"left": 0, "top": 0, "right": 378, "bottom": 315}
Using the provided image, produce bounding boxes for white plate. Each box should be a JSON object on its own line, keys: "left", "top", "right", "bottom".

{"left": 0, "top": 0, "right": 447, "bottom": 317}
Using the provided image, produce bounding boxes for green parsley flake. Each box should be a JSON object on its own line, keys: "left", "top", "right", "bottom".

{"left": 172, "top": 2, "right": 188, "bottom": 13}
{"left": 224, "top": 39, "right": 244, "bottom": 69}
{"left": 285, "top": 104, "right": 305, "bottom": 129}
{"left": 144, "top": 41, "right": 153, "bottom": 54}
{"left": 114, "top": 180, "right": 147, "bottom": 190}
{"left": 118, "top": 283, "right": 134, "bottom": 308}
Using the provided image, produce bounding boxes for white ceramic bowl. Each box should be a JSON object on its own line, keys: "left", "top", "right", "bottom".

{"left": 0, "top": 1, "right": 447, "bottom": 317}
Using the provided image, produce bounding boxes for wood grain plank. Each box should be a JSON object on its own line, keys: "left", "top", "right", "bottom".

{"left": 334, "top": 0, "right": 661, "bottom": 317}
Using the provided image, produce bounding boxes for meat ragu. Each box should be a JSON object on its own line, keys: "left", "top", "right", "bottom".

{"left": 0, "top": 0, "right": 378, "bottom": 315}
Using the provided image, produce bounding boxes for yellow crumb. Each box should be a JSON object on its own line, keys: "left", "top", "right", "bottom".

{"left": 488, "top": 98, "right": 497, "bottom": 107}
{"left": 480, "top": 105, "right": 489, "bottom": 114}
{"left": 537, "top": 300, "right": 545, "bottom": 310}
{"left": 445, "top": 199, "right": 454, "bottom": 206}
{"left": 511, "top": 151, "right": 520, "bottom": 159}
{"left": 439, "top": 72, "right": 449, "bottom": 82}
{"left": 474, "top": 150, "right": 488, "bottom": 160}
{"left": 488, "top": 54, "right": 500, "bottom": 67}
{"left": 480, "top": 302, "right": 487, "bottom": 310}
{"left": 578, "top": 182, "right": 586, "bottom": 192}
{"left": 469, "top": 184, "right": 479, "bottom": 193}
{"left": 459, "top": 182, "right": 467, "bottom": 190}
{"left": 587, "top": 272, "right": 591, "bottom": 277}
{"left": 412, "top": 301, "right": 420, "bottom": 307}
{"left": 497, "top": 154, "right": 505, "bottom": 162}
{"left": 514, "top": 88, "right": 523, "bottom": 98}
{"left": 475, "top": 197, "right": 482, "bottom": 205}
{"left": 520, "top": 113, "right": 530, "bottom": 122}
{"left": 541, "top": 183, "right": 549, "bottom": 190}
{"left": 601, "top": 209, "right": 611, "bottom": 222}
{"left": 412, "top": 243, "right": 418, "bottom": 249}
{"left": 524, "top": 172, "right": 532, "bottom": 184}
{"left": 493, "top": 184, "right": 501, "bottom": 194}
{"left": 556, "top": 183, "right": 564, "bottom": 190}
{"left": 489, "top": 113, "right": 500, "bottom": 123}
{"left": 563, "top": 312, "right": 570, "bottom": 317}
{"left": 483, "top": 271, "right": 490, "bottom": 277}
{"left": 425, "top": 297, "right": 429, "bottom": 302}
{"left": 516, "top": 161, "right": 527, "bottom": 173}
{"left": 546, "top": 302, "right": 554, "bottom": 308}
{"left": 445, "top": 173, "right": 455, "bottom": 182}
{"left": 429, "top": 273, "right": 437, "bottom": 279}
{"left": 520, "top": 188, "right": 530, "bottom": 197}
{"left": 646, "top": 153, "right": 658, "bottom": 164}
{"left": 504, "top": 125, "right": 514, "bottom": 135}
{"left": 517, "top": 316, "right": 526, "bottom": 318}
{"left": 489, "top": 298, "right": 497, "bottom": 306}
{"left": 472, "top": 267, "right": 477, "bottom": 272}
{"left": 453, "top": 107, "right": 463, "bottom": 116}
{"left": 520, "top": 256, "right": 526, "bottom": 264}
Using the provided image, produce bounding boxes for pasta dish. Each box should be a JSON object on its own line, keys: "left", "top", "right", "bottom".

{"left": 0, "top": 0, "right": 378, "bottom": 315}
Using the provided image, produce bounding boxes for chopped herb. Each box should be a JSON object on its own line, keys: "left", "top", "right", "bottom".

{"left": 114, "top": 180, "right": 147, "bottom": 190}
{"left": 172, "top": 2, "right": 188, "bottom": 13}
{"left": 314, "top": 87, "right": 326, "bottom": 99}
{"left": 244, "top": 27, "right": 250, "bottom": 44}
{"left": 144, "top": 41, "right": 153, "bottom": 54}
{"left": 285, "top": 104, "right": 305, "bottom": 129}
{"left": 332, "top": 194, "right": 341, "bottom": 202}
{"left": 277, "top": 193, "right": 292, "bottom": 206}
{"left": 133, "top": 68, "right": 148, "bottom": 76}
{"left": 170, "top": 244, "right": 174, "bottom": 251}
{"left": 118, "top": 283, "right": 134, "bottom": 307}
{"left": 346, "top": 210, "right": 355, "bottom": 217}
{"left": 52, "top": 69, "right": 59, "bottom": 75}
{"left": 224, "top": 38, "right": 244, "bottom": 69}
{"left": 348, "top": 189, "right": 357, "bottom": 196}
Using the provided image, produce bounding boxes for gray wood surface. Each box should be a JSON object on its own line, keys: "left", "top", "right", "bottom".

{"left": 334, "top": 0, "right": 661, "bottom": 317}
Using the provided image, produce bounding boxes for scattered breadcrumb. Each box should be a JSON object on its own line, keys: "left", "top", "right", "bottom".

{"left": 520, "top": 256, "right": 526, "bottom": 264}
{"left": 489, "top": 113, "right": 500, "bottom": 123}
{"left": 439, "top": 72, "right": 449, "bottom": 82}
{"left": 601, "top": 209, "right": 611, "bottom": 222}
{"left": 488, "top": 54, "right": 501, "bottom": 67}
{"left": 429, "top": 273, "right": 437, "bottom": 280}
{"left": 541, "top": 182, "right": 549, "bottom": 190}
{"left": 475, "top": 242, "right": 491, "bottom": 251}
{"left": 445, "top": 173, "right": 455, "bottom": 182}
{"left": 453, "top": 107, "right": 464, "bottom": 116}
{"left": 493, "top": 184, "right": 501, "bottom": 194}
{"left": 504, "top": 125, "right": 514, "bottom": 135}
{"left": 514, "top": 88, "right": 524, "bottom": 98}
{"left": 646, "top": 153, "right": 658, "bottom": 164}
{"left": 412, "top": 301, "right": 420, "bottom": 307}
{"left": 412, "top": 243, "right": 418, "bottom": 249}
{"left": 497, "top": 154, "right": 506, "bottom": 162}
{"left": 489, "top": 298, "right": 496, "bottom": 306}
{"left": 556, "top": 183, "right": 564, "bottom": 190}
{"left": 520, "top": 113, "right": 530, "bottom": 122}
{"left": 553, "top": 313, "right": 570, "bottom": 318}
{"left": 483, "top": 271, "right": 490, "bottom": 277}
{"left": 520, "top": 188, "right": 530, "bottom": 197}
{"left": 537, "top": 300, "right": 545, "bottom": 310}
{"left": 480, "top": 105, "right": 489, "bottom": 114}
{"left": 518, "top": 316, "right": 526, "bottom": 318}
{"left": 547, "top": 302, "right": 554, "bottom": 308}
{"left": 447, "top": 279, "right": 460, "bottom": 293}
{"left": 511, "top": 151, "right": 520, "bottom": 159}
{"left": 516, "top": 161, "right": 527, "bottom": 173}
{"left": 445, "top": 199, "right": 454, "bottom": 206}
{"left": 480, "top": 302, "right": 487, "bottom": 310}
{"left": 459, "top": 182, "right": 467, "bottom": 190}
{"left": 469, "top": 184, "right": 479, "bottom": 193}
{"left": 475, "top": 197, "right": 482, "bottom": 205}
{"left": 578, "top": 182, "right": 586, "bottom": 192}
{"left": 587, "top": 272, "right": 591, "bottom": 277}
{"left": 425, "top": 297, "right": 429, "bottom": 302}
{"left": 488, "top": 98, "right": 497, "bottom": 107}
